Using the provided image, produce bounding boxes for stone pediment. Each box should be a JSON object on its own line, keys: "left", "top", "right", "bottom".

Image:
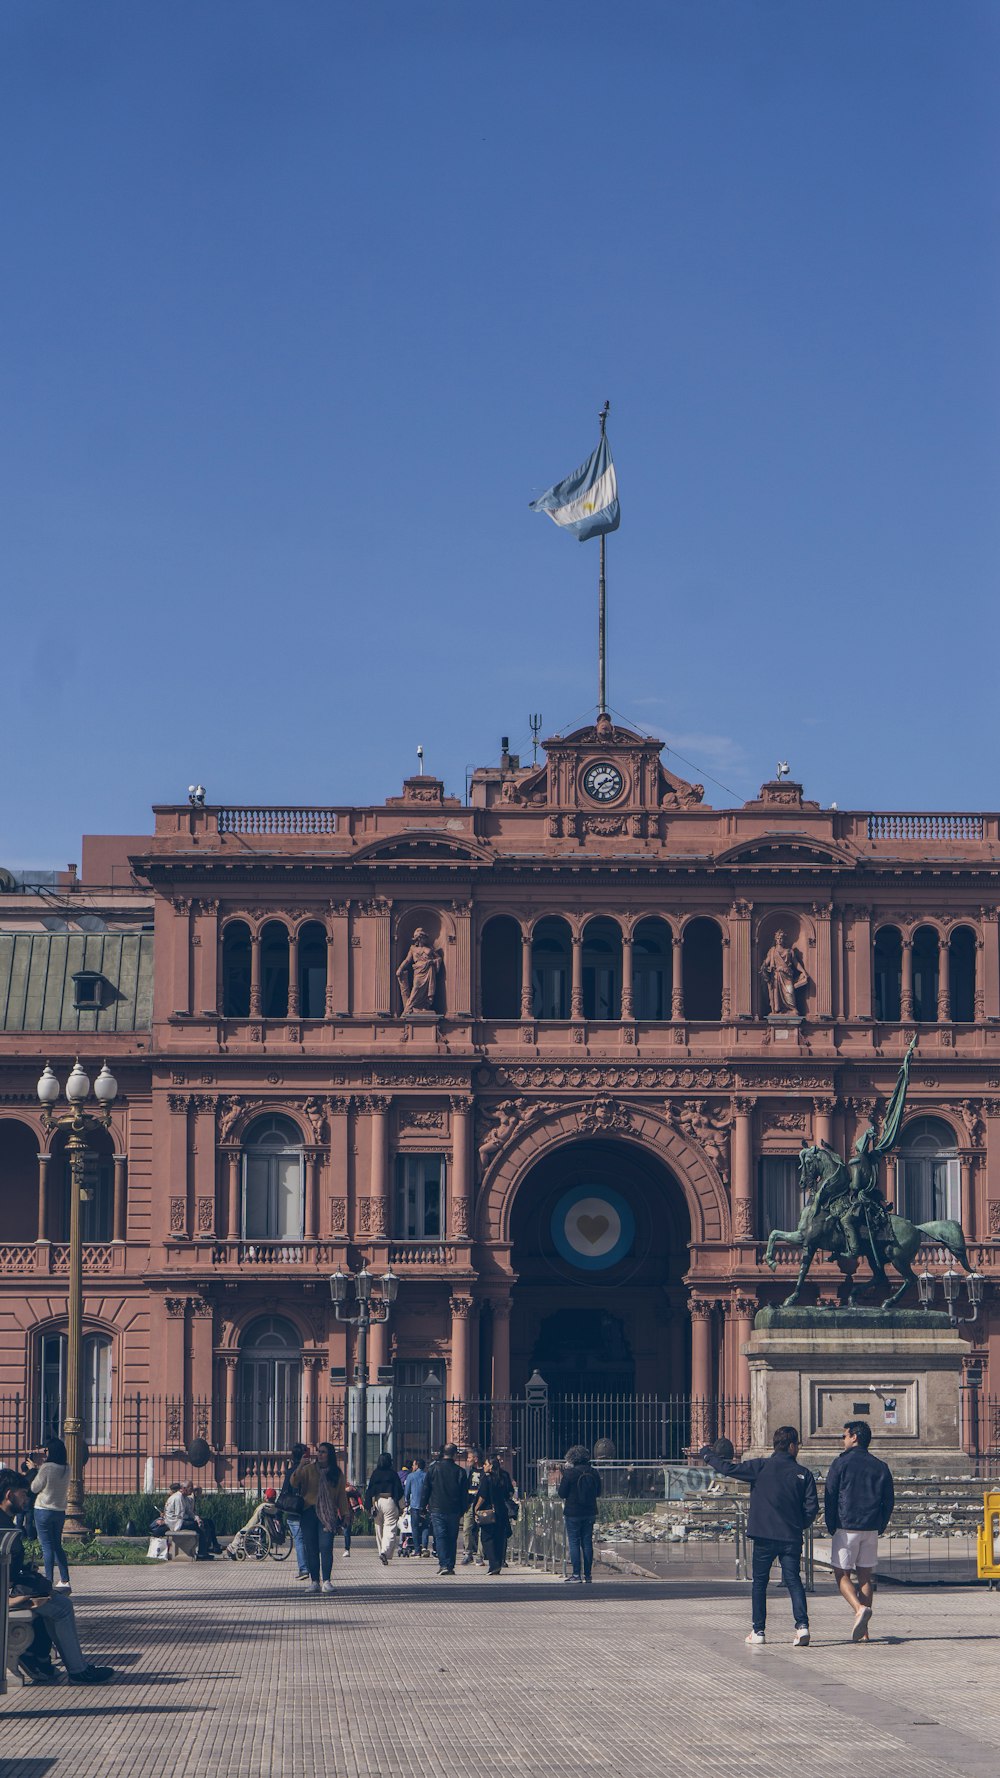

{"left": 538, "top": 714, "right": 707, "bottom": 813}
{"left": 715, "top": 834, "right": 858, "bottom": 871}
{"left": 350, "top": 831, "right": 493, "bottom": 866}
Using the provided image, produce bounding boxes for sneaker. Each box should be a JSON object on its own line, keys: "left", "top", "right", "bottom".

{"left": 342, "top": 1550, "right": 351, "bottom": 1559}
{"left": 54, "top": 1580, "right": 72, "bottom": 1592}
{"left": 69, "top": 1666, "right": 115, "bottom": 1686}
{"left": 296, "top": 1570, "right": 310, "bottom": 1580}
{"left": 321, "top": 1580, "right": 334, "bottom": 1594}
{"left": 565, "top": 1575, "right": 583, "bottom": 1584}
{"left": 583, "top": 1575, "right": 593, "bottom": 1585}
{"left": 474, "top": 1556, "right": 485, "bottom": 1567}
{"left": 306, "top": 1581, "right": 320, "bottom": 1594}
{"left": 460, "top": 1553, "right": 474, "bottom": 1566}
{"left": 852, "top": 1605, "right": 872, "bottom": 1642}
{"left": 17, "top": 1656, "right": 58, "bottom": 1686}
{"left": 745, "top": 1630, "right": 766, "bottom": 1645}
{"left": 793, "top": 1626, "right": 810, "bottom": 1647}
{"left": 379, "top": 1552, "right": 389, "bottom": 1566}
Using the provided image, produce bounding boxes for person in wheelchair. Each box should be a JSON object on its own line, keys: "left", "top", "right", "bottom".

{"left": 226, "top": 1488, "right": 284, "bottom": 1558}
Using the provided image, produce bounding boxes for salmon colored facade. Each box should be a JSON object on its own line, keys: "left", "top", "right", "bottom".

{"left": 0, "top": 716, "right": 997, "bottom": 1464}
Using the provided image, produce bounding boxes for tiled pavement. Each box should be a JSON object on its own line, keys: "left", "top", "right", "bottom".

{"left": 1, "top": 1552, "right": 999, "bottom": 1778}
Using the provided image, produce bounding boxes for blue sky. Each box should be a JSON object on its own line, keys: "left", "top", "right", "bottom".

{"left": 3, "top": 1, "right": 998, "bottom": 865}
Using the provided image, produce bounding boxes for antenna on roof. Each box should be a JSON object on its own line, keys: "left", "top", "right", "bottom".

{"left": 529, "top": 713, "right": 543, "bottom": 765}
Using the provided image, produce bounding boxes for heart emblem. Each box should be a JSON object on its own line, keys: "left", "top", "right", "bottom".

{"left": 576, "top": 1213, "right": 609, "bottom": 1245}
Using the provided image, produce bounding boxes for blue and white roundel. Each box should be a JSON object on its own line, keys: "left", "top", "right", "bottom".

{"left": 551, "top": 1187, "right": 635, "bottom": 1272}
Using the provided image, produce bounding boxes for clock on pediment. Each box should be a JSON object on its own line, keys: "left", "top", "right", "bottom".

{"left": 582, "top": 761, "right": 625, "bottom": 803}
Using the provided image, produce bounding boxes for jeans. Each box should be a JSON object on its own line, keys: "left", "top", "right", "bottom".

{"left": 338, "top": 1513, "right": 352, "bottom": 1554}
{"left": 299, "top": 1506, "right": 320, "bottom": 1582}
{"left": 750, "top": 1537, "right": 809, "bottom": 1632}
{"left": 28, "top": 1592, "right": 87, "bottom": 1675}
{"left": 410, "top": 1506, "right": 429, "bottom": 1551}
{"left": 430, "top": 1511, "right": 460, "bottom": 1572}
{"left": 317, "top": 1524, "right": 334, "bottom": 1582}
{"left": 34, "top": 1508, "right": 70, "bottom": 1585}
{"left": 565, "top": 1514, "right": 595, "bottom": 1581}
{"left": 461, "top": 1504, "right": 479, "bottom": 1553}
{"left": 287, "top": 1516, "right": 308, "bottom": 1575}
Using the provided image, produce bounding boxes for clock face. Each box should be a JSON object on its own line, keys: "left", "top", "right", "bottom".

{"left": 583, "top": 762, "right": 624, "bottom": 803}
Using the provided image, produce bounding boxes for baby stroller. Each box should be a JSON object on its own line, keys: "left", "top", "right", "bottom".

{"left": 398, "top": 1509, "right": 415, "bottom": 1557}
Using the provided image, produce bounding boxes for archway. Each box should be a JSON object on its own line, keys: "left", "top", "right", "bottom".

{"left": 507, "top": 1136, "right": 691, "bottom": 1403}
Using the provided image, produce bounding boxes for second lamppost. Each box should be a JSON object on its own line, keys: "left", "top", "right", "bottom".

{"left": 37, "top": 1058, "right": 118, "bottom": 1537}
{"left": 329, "top": 1264, "right": 398, "bottom": 1483}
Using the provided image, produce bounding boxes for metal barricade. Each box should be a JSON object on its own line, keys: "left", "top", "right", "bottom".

{"left": 507, "top": 1495, "right": 568, "bottom": 1576}
{"left": 0, "top": 1527, "right": 22, "bottom": 1697}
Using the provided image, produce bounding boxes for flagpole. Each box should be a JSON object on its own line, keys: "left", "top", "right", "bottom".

{"left": 598, "top": 399, "right": 609, "bottom": 716}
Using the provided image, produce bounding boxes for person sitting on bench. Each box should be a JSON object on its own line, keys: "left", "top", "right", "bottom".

{"left": 0, "top": 1468, "right": 114, "bottom": 1686}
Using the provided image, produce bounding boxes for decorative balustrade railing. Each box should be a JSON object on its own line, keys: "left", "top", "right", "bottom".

{"left": 216, "top": 806, "right": 338, "bottom": 835}
{"left": 866, "top": 812, "right": 985, "bottom": 842}
{"left": 386, "top": 1241, "right": 464, "bottom": 1267}
{"left": 0, "top": 1244, "right": 125, "bottom": 1277}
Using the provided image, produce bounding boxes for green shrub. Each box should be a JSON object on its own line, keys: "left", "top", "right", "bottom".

{"left": 82, "top": 1491, "right": 256, "bottom": 1536}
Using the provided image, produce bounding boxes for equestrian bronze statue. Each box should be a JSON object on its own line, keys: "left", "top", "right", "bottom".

{"left": 764, "top": 1038, "right": 971, "bottom": 1308}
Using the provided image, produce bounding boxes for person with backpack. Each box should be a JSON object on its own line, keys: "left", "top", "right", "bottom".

{"left": 558, "top": 1445, "right": 602, "bottom": 1585}
{"left": 701, "top": 1426, "right": 818, "bottom": 1646}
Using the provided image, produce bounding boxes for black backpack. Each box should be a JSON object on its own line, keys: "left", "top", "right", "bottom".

{"left": 572, "top": 1467, "right": 600, "bottom": 1512}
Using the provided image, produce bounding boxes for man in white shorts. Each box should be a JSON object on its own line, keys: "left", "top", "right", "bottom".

{"left": 824, "top": 1422, "right": 894, "bottom": 1642}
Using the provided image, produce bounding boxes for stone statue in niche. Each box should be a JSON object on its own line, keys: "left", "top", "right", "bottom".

{"left": 396, "top": 928, "right": 442, "bottom": 1016}
{"left": 760, "top": 930, "right": 808, "bottom": 1016}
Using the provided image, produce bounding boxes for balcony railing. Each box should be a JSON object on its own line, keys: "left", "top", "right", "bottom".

{"left": 866, "top": 813, "right": 985, "bottom": 842}
{"left": 0, "top": 1243, "right": 125, "bottom": 1276}
{"left": 216, "top": 807, "right": 338, "bottom": 835}
{"left": 387, "top": 1241, "right": 465, "bottom": 1267}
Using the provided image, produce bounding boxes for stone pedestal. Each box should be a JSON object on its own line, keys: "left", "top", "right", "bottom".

{"left": 746, "top": 1308, "right": 971, "bottom": 1475}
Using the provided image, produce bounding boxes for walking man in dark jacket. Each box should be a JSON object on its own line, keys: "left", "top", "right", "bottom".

{"left": 824, "top": 1421, "right": 894, "bottom": 1642}
{"left": 558, "top": 1445, "right": 602, "bottom": 1584}
{"left": 425, "top": 1443, "right": 469, "bottom": 1575}
{"left": 701, "top": 1426, "right": 818, "bottom": 1646}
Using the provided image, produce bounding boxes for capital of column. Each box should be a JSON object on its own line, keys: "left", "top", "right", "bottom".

{"left": 733, "top": 1096, "right": 754, "bottom": 1118}
{"left": 734, "top": 1295, "right": 758, "bottom": 1320}
{"left": 449, "top": 1294, "right": 474, "bottom": 1320}
{"left": 490, "top": 1295, "right": 513, "bottom": 1321}
{"left": 689, "top": 1297, "right": 716, "bottom": 1320}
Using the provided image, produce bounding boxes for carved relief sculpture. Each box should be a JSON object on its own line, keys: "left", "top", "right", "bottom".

{"left": 396, "top": 928, "right": 442, "bottom": 1016}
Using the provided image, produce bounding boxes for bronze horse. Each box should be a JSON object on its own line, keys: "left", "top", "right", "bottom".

{"left": 764, "top": 1143, "right": 972, "bottom": 1308}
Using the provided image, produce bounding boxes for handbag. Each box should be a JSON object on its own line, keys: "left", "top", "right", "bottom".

{"left": 275, "top": 1481, "right": 305, "bottom": 1517}
{"left": 474, "top": 1503, "right": 496, "bottom": 1525}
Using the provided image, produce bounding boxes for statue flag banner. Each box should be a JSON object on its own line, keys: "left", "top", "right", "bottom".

{"left": 529, "top": 434, "right": 620, "bottom": 541}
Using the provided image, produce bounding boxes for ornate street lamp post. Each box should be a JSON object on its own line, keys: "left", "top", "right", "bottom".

{"left": 36, "top": 1059, "right": 118, "bottom": 1537}
{"left": 917, "top": 1265, "right": 984, "bottom": 1327}
{"left": 328, "top": 1265, "right": 398, "bottom": 1482}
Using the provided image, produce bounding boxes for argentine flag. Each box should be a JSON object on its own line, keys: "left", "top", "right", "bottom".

{"left": 529, "top": 435, "right": 620, "bottom": 541}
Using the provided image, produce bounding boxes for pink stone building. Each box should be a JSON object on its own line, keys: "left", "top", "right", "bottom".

{"left": 0, "top": 717, "right": 997, "bottom": 1471}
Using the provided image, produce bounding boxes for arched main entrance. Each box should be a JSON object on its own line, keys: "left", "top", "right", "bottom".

{"left": 507, "top": 1137, "right": 691, "bottom": 1401}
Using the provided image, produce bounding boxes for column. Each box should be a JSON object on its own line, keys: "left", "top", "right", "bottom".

{"left": 166, "top": 1094, "right": 190, "bottom": 1238}
{"left": 900, "top": 938, "right": 914, "bottom": 1021}
{"left": 327, "top": 1096, "right": 350, "bottom": 1236}
{"left": 36, "top": 1152, "right": 50, "bottom": 1243}
{"left": 850, "top": 907, "right": 873, "bottom": 1020}
{"left": 171, "top": 898, "right": 192, "bottom": 1016}
{"left": 194, "top": 899, "right": 219, "bottom": 1015}
{"left": 449, "top": 1294, "right": 473, "bottom": 1445}
{"left": 731, "top": 1098, "right": 754, "bottom": 1242}
{"left": 305, "top": 1150, "right": 321, "bottom": 1240}
{"left": 372, "top": 899, "right": 393, "bottom": 1016}
{"left": 368, "top": 1096, "right": 390, "bottom": 1236}
{"left": 302, "top": 1354, "right": 320, "bottom": 1446}
{"left": 223, "top": 1354, "right": 238, "bottom": 1452}
{"left": 287, "top": 928, "right": 300, "bottom": 1016}
{"left": 733, "top": 1295, "right": 756, "bottom": 1404}
{"left": 937, "top": 936, "right": 951, "bottom": 1023}
{"left": 621, "top": 931, "right": 634, "bottom": 1019}
{"left": 689, "top": 1299, "right": 714, "bottom": 1449}
{"left": 328, "top": 902, "right": 351, "bottom": 1016}
{"left": 728, "top": 901, "right": 752, "bottom": 1018}
{"left": 519, "top": 927, "right": 533, "bottom": 1019}
{"left": 450, "top": 1097, "right": 472, "bottom": 1238}
{"left": 571, "top": 934, "right": 583, "bottom": 1020}
{"left": 112, "top": 1155, "right": 127, "bottom": 1242}
{"left": 813, "top": 901, "right": 833, "bottom": 1019}
{"left": 249, "top": 932, "right": 262, "bottom": 1017}
{"left": 830, "top": 908, "right": 843, "bottom": 1020}
{"left": 883, "top": 1154, "right": 897, "bottom": 1212}
{"left": 961, "top": 1156, "right": 976, "bottom": 1239}
{"left": 981, "top": 912, "right": 999, "bottom": 1021}
{"left": 368, "top": 1318, "right": 388, "bottom": 1377}
{"left": 227, "top": 1150, "right": 241, "bottom": 1241}
{"left": 451, "top": 900, "right": 472, "bottom": 1016}
{"left": 491, "top": 1295, "right": 512, "bottom": 1400}
{"left": 193, "top": 1097, "right": 216, "bottom": 1239}
{"left": 812, "top": 1097, "right": 835, "bottom": 1151}
{"left": 671, "top": 932, "right": 684, "bottom": 1019}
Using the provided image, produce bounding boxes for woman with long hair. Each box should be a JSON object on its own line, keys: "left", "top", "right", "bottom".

{"left": 30, "top": 1436, "right": 72, "bottom": 1590}
{"left": 364, "top": 1450, "right": 406, "bottom": 1565}
{"left": 473, "top": 1452, "right": 515, "bottom": 1576}
{"left": 291, "top": 1441, "right": 350, "bottom": 1595}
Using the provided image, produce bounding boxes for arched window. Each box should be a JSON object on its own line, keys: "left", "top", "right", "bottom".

{"left": 261, "top": 922, "right": 290, "bottom": 1018}
{"left": 480, "top": 916, "right": 522, "bottom": 1019}
{"left": 297, "top": 922, "right": 328, "bottom": 1019}
{"left": 632, "top": 918, "right": 672, "bottom": 1021}
{"left": 897, "top": 1118, "right": 960, "bottom": 1223}
{"left": 949, "top": 927, "right": 977, "bottom": 1022}
{"left": 682, "top": 918, "right": 723, "bottom": 1021}
{"left": 242, "top": 1115, "right": 304, "bottom": 1241}
{"left": 582, "top": 917, "right": 622, "bottom": 1020}
{"left": 912, "top": 926, "right": 939, "bottom": 1023}
{"left": 222, "top": 921, "right": 252, "bottom": 1018}
{"left": 531, "top": 917, "right": 572, "bottom": 1020}
{"left": 237, "top": 1316, "right": 301, "bottom": 1452}
{"left": 873, "top": 925, "right": 902, "bottom": 1022}
{"left": 38, "top": 1330, "right": 112, "bottom": 1445}
{"left": 0, "top": 1119, "right": 41, "bottom": 1243}
{"left": 53, "top": 1126, "right": 114, "bottom": 1242}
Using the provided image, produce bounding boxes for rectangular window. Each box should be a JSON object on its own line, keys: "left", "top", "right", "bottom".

{"left": 394, "top": 1154, "right": 445, "bottom": 1239}
{"left": 898, "top": 1155, "right": 961, "bottom": 1223}
{"left": 758, "top": 1157, "right": 801, "bottom": 1238}
{"left": 38, "top": 1332, "right": 112, "bottom": 1445}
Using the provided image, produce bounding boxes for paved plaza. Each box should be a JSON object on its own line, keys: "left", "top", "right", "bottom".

{"left": 1, "top": 1552, "right": 998, "bottom": 1778}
